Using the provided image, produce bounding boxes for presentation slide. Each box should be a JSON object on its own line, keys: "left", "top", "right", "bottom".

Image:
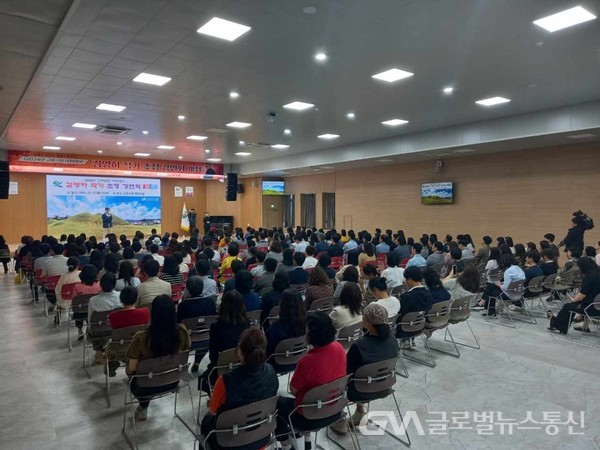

{"left": 46, "top": 175, "right": 161, "bottom": 237}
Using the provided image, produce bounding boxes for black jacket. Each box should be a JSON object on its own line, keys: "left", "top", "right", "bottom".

{"left": 562, "top": 225, "right": 585, "bottom": 252}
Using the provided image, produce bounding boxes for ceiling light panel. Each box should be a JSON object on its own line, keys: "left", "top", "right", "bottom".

{"left": 271, "top": 144, "right": 290, "bottom": 149}
{"left": 43, "top": 146, "right": 61, "bottom": 150}
{"left": 372, "top": 68, "right": 414, "bottom": 83}
{"left": 187, "top": 135, "right": 208, "bottom": 141}
{"left": 206, "top": 158, "right": 222, "bottom": 162}
{"left": 475, "top": 96, "right": 511, "bottom": 106}
{"left": 96, "top": 103, "right": 126, "bottom": 112}
{"left": 157, "top": 145, "right": 175, "bottom": 149}
{"left": 72, "top": 122, "right": 96, "bottom": 129}
{"left": 533, "top": 6, "right": 596, "bottom": 32}
{"left": 318, "top": 134, "right": 339, "bottom": 139}
{"left": 134, "top": 153, "right": 151, "bottom": 157}
{"left": 226, "top": 121, "right": 252, "bottom": 128}
{"left": 197, "top": 17, "right": 251, "bottom": 41}
{"left": 56, "top": 136, "right": 76, "bottom": 141}
{"left": 283, "top": 101, "right": 314, "bottom": 111}
{"left": 235, "top": 152, "right": 252, "bottom": 156}
{"left": 382, "top": 119, "right": 409, "bottom": 126}
{"left": 132, "top": 72, "right": 171, "bottom": 86}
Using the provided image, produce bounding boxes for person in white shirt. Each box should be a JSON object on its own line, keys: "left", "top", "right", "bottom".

{"left": 88, "top": 273, "right": 122, "bottom": 363}
{"left": 193, "top": 259, "right": 218, "bottom": 297}
{"left": 34, "top": 244, "right": 53, "bottom": 272}
{"left": 293, "top": 234, "right": 308, "bottom": 253}
{"left": 42, "top": 244, "right": 69, "bottom": 277}
{"left": 149, "top": 244, "right": 164, "bottom": 266}
{"left": 302, "top": 245, "right": 319, "bottom": 270}
{"left": 368, "top": 277, "right": 400, "bottom": 318}
{"left": 381, "top": 253, "right": 405, "bottom": 289}
{"left": 329, "top": 282, "right": 363, "bottom": 330}
{"left": 136, "top": 259, "right": 172, "bottom": 307}
{"left": 250, "top": 251, "right": 266, "bottom": 277}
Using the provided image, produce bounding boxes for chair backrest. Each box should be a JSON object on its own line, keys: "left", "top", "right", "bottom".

{"left": 70, "top": 293, "right": 94, "bottom": 313}
{"left": 171, "top": 283, "right": 184, "bottom": 302}
{"left": 108, "top": 325, "right": 148, "bottom": 360}
{"left": 181, "top": 315, "right": 218, "bottom": 345}
{"left": 263, "top": 305, "right": 280, "bottom": 328}
{"left": 352, "top": 358, "right": 397, "bottom": 394}
{"left": 526, "top": 276, "right": 545, "bottom": 293}
{"left": 270, "top": 335, "right": 308, "bottom": 367}
{"left": 487, "top": 267, "right": 503, "bottom": 283}
{"left": 290, "top": 283, "right": 308, "bottom": 294}
{"left": 216, "top": 348, "right": 241, "bottom": 376}
{"left": 135, "top": 351, "right": 190, "bottom": 388}
{"left": 329, "top": 256, "right": 343, "bottom": 270}
{"left": 397, "top": 311, "right": 426, "bottom": 333}
{"left": 542, "top": 274, "right": 557, "bottom": 289}
{"left": 300, "top": 374, "right": 351, "bottom": 420}
{"left": 45, "top": 275, "right": 62, "bottom": 290}
{"left": 591, "top": 294, "right": 600, "bottom": 312}
{"left": 88, "top": 310, "right": 114, "bottom": 338}
{"left": 246, "top": 309, "right": 262, "bottom": 327}
{"left": 214, "top": 396, "right": 279, "bottom": 448}
{"left": 505, "top": 279, "right": 525, "bottom": 296}
{"left": 0, "top": 248, "right": 10, "bottom": 259}
{"left": 448, "top": 295, "right": 474, "bottom": 322}
{"left": 61, "top": 282, "right": 80, "bottom": 301}
{"left": 390, "top": 284, "right": 408, "bottom": 297}
{"left": 308, "top": 297, "right": 335, "bottom": 313}
{"left": 387, "top": 314, "right": 398, "bottom": 334}
{"left": 336, "top": 322, "right": 364, "bottom": 350}
{"left": 425, "top": 300, "right": 452, "bottom": 328}
{"left": 430, "top": 263, "right": 444, "bottom": 273}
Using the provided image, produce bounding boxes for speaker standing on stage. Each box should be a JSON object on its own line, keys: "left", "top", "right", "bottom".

{"left": 203, "top": 212, "right": 211, "bottom": 235}
{"left": 188, "top": 208, "right": 197, "bottom": 233}
{"left": 102, "top": 207, "right": 113, "bottom": 236}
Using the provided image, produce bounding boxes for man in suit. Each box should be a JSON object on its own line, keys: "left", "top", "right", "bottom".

{"left": 102, "top": 207, "right": 113, "bottom": 235}
{"left": 203, "top": 212, "right": 211, "bottom": 235}
{"left": 188, "top": 208, "right": 197, "bottom": 233}
{"left": 395, "top": 266, "right": 433, "bottom": 349}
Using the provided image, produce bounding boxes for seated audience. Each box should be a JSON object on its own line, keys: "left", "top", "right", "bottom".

{"left": 115, "top": 260, "right": 141, "bottom": 291}
{"left": 275, "top": 313, "right": 347, "bottom": 449}
{"left": 302, "top": 245, "right": 319, "bottom": 269}
{"left": 235, "top": 270, "right": 261, "bottom": 311}
{"left": 426, "top": 241, "right": 445, "bottom": 267}
{"left": 368, "top": 277, "right": 400, "bottom": 318}
{"left": 358, "top": 243, "right": 376, "bottom": 267}
{"left": 192, "top": 259, "right": 218, "bottom": 297}
{"left": 334, "top": 265, "right": 360, "bottom": 297}
{"left": 330, "top": 282, "right": 363, "bottom": 330}
{"left": 126, "top": 295, "right": 191, "bottom": 421}
{"left": 136, "top": 259, "right": 172, "bottom": 308}
{"left": 443, "top": 265, "right": 480, "bottom": 300}
{"left": 395, "top": 267, "right": 434, "bottom": 349}
{"left": 475, "top": 236, "right": 492, "bottom": 265}
{"left": 422, "top": 268, "right": 451, "bottom": 303}
{"left": 88, "top": 273, "right": 122, "bottom": 363}
{"left": 305, "top": 266, "right": 334, "bottom": 309}
{"left": 289, "top": 252, "right": 309, "bottom": 285}
{"left": 223, "top": 259, "right": 246, "bottom": 294}
{"left": 318, "top": 254, "right": 336, "bottom": 279}
{"left": 478, "top": 254, "right": 526, "bottom": 316}
{"left": 276, "top": 248, "right": 295, "bottom": 275}
{"left": 260, "top": 271, "right": 291, "bottom": 329}
{"left": 219, "top": 242, "right": 241, "bottom": 282}
{"left": 109, "top": 286, "right": 149, "bottom": 329}
{"left": 405, "top": 243, "right": 427, "bottom": 268}
{"left": 381, "top": 253, "right": 405, "bottom": 288}
{"left": 266, "top": 289, "right": 307, "bottom": 373}
{"left": 266, "top": 240, "right": 284, "bottom": 262}
{"left": 159, "top": 255, "right": 184, "bottom": 287}
{"left": 250, "top": 250, "right": 266, "bottom": 277}
{"left": 149, "top": 244, "right": 164, "bottom": 265}
{"left": 55, "top": 256, "right": 81, "bottom": 312}
{"left": 328, "top": 234, "right": 344, "bottom": 257}
{"left": 253, "top": 258, "right": 278, "bottom": 297}
{"left": 540, "top": 249, "right": 558, "bottom": 276}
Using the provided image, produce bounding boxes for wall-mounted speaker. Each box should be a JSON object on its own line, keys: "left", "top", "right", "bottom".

{"left": 226, "top": 173, "right": 238, "bottom": 201}
{"left": 0, "top": 161, "right": 9, "bottom": 200}
{"left": 237, "top": 183, "right": 244, "bottom": 194}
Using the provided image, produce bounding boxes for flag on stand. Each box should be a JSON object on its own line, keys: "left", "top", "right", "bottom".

{"left": 181, "top": 202, "right": 190, "bottom": 232}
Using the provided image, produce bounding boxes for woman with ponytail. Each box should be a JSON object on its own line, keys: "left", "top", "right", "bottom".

{"left": 202, "top": 328, "right": 279, "bottom": 448}
{"left": 55, "top": 256, "right": 82, "bottom": 311}
{"left": 329, "top": 302, "right": 399, "bottom": 435}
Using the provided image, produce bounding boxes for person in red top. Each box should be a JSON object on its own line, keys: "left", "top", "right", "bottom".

{"left": 108, "top": 286, "right": 150, "bottom": 329}
{"left": 275, "top": 312, "right": 347, "bottom": 450}
{"left": 72, "top": 264, "right": 101, "bottom": 341}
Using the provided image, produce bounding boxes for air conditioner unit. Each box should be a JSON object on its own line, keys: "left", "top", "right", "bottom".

{"left": 95, "top": 125, "right": 131, "bottom": 135}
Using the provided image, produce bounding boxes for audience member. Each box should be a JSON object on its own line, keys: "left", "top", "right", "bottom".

{"left": 330, "top": 282, "right": 362, "bottom": 330}
{"left": 136, "top": 259, "right": 171, "bottom": 308}
{"left": 369, "top": 277, "right": 400, "bottom": 318}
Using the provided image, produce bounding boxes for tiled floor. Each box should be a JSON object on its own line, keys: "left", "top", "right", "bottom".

{"left": 0, "top": 272, "right": 599, "bottom": 450}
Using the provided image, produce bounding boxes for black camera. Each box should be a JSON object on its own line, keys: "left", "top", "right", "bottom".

{"left": 572, "top": 210, "right": 594, "bottom": 230}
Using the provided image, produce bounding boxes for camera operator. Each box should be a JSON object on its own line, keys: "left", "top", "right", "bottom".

{"left": 559, "top": 210, "right": 594, "bottom": 252}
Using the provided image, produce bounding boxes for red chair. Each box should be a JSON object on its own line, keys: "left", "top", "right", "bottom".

{"left": 329, "top": 256, "right": 343, "bottom": 271}
{"left": 221, "top": 268, "right": 234, "bottom": 281}
{"left": 400, "top": 257, "right": 410, "bottom": 268}
{"left": 182, "top": 272, "right": 189, "bottom": 283}
{"left": 171, "top": 284, "right": 184, "bottom": 303}
{"left": 60, "top": 282, "right": 79, "bottom": 302}
{"left": 33, "top": 269, "right": 46, "bottom": 287}
{"left": 247, "top": 263, "right": 258, "bottom": 273}
{"left": 186, "top": 263, "right": 194, "bottom": 270}
{"left": 376, "top": 254, "right": 388, "bottom": 270}
{"left": 44, "top": 275, "right": 62, "bottom": 317}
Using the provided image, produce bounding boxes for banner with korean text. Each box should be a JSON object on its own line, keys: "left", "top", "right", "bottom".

{"left": 46, "top": 175, "right": 161, "bottom": 237}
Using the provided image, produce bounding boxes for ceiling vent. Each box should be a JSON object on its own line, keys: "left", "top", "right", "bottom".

{"left": 205, "top": 127, "right": 229, "bottom": 134}
{"left": 95, "top": 125, "right": 131, "bottom": 135}
{"left": 241, "top": 142, "right": 270, "bottom": 148}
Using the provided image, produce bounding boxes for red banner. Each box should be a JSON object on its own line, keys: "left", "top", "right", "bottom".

{"left": 8, "top": 150, "right": 224, "bottom": 180}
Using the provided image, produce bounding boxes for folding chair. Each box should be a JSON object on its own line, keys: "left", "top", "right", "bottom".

{"left": 83, "top": 310, "right": 114, "bottom": 377}
{"left": 122, "top": 352, "right": 197, "bottom": 449}
{"left": 336, "top": 322, "right": 364, "bottom": 351}
{"left": 267, "top": 335, "right": 308, "bottom": 392}
{"left": 488, "top": 280, "right": 537, "bottom": 328}
{"left": 66, "top": 293, "right": 94, "bottom": 351}
{"left": 424, "top": 300, "right": 457, "bottom": 358}
{"left": 105, "top": 325, "right": 148, "bottom": 408}
{"left": 261, "top": 305, "right": 280, "bottom": 329}
{"left": 290, "top": 283, "right": 308, "bottom": 295}
{"left": 55, "top": 282, "right": 79, "bottom": 330}
{"left": 198, "top": 348, "right": 241, "bottom": 419}
{"left": 523, "top": 275, "right": 546, "bottom": 309}
{"left": 247, "top": 309, "right": 262, "bottom": 328}
{"left": 396, "top": 311, "right": 435, "bottom": 368}
{"left": 337, "top": 358, "right": 411, "bottom": 449}
{"left": 171, "top": 283, "right": 184, "bottom": 303}
{"left": 201, "top": 396, "right": 279, "bottom": 450}
{"left": 286, "top": 375, "right": 358, "bottom": 450}
{"left": 32, "top": 269, "right": 45, "bottom": 305}
{"left": 329, "top": 257, "right": 343, "bottom": 272}
{"left": 308, "top": 297, "right": 335, "bottom": 314}
{"left": 390, "top": 284, "right": 408, "bottom": 297}
{"left": 44, "top": 275, "right": 61, "bottom": 318}
{"left": 581, "top": 295, "right": 600, "bottom": 339}
{"left": 181, "top": 315, "right": 218, "bottom": 368}
{"left": 445, "top": 295, "right": 480, "bottom": 351}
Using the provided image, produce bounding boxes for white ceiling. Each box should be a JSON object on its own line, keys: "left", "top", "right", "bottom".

{"left": 1, "top": 0, "right": 600, "bottom": 171}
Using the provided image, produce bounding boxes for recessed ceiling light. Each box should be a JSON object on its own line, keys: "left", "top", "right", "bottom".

{"left": 205, "top": 149, "right": 211, "bottom": 153}
{"left": 43, "top": 146, "right": 61, "bottom": 150}
{"left": 235, "top": 152, "right": 252, "bottom": 156}
{"left": 97, "top": 150, "right": 103, "bottom": 154}
{"left": 96, "top": 103, "right": 126, "bottom": 112}
{"left": 533, "top": 6, "right": 596, "bottom": 32}
{"left": 283, "top": 101, "right": 314, "bottom": 111}
{"left": 197, "top": 17, "right": 251, "bottom": 42}
{"left": 56, "top": 136, "right": 76, "bottom": 141}
{"left": 226, "top": 121, "right": 252, "bottom": 128}
{"left": 271, "top": 144, "right": 290, "bottom": 149}
{"left": 178, "top": 156, "right": 183, "bottom": 159}
{"left": 318, "top": 133, "right": 339, "bottom": 139}
{"left": 443, "top": 86, "right": 454, "bottom": 94}
{"left": 229, "top": 91, "right": 239, "bottom": 98}
{"left": 53, "top": 168, "right": 63, "bottom": 172}
{"left": 372, "top": 68, "right": 414, "bottom": 83}
{"left": 382, "top": 118, "right": 409, "bottom": 126}
{"left": 117, "top": 141, "right": 122, "bottom": 145}
{"left": 284, "top": 129, "right": 292, "bottom": 135}
{"left": 568, "top": 133, "right": 597, "bottom": 139}
{"left": 134, "top": 152, "right": 151, "bottom": 157}
{"left": 157, "top": 145, "right": 175, "bottom": 149}
{"left": 239, "top": 140, "right": 245, "bottom": 145}
{"left": 303, "top": 6, "right": 317, "bottom": 14}
{"left": 132, "top": 72, "right": 171, "bottom": 86}
{"left": 315, "top": 52, "right": 327, "bottom": 61}
{"left": 142, "top": 130, "right": 148, "bottom": 135}
{"left": 72, "top": 122, "right": 96, "bottom": 129}
{"left": 187, "top": 135, "right": 208, "bottom": 141}
{"left": 206, "top": 157, "right": 222, "bottom": 162}
{"left": 178, "top": 115, "right": 186, "bottom": 120}
{"left": 475, "top": 96, "right": 511, "bottom": 106}
{"left": 347, "top": 112, "right": 355, "bottom": 120}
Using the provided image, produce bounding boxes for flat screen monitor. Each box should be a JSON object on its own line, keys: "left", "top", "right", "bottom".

{"left": 421, "top": 182, "right": 453, "bottom": 204}
{"left": 262, "top": 180, "right": 285, "bottom": 195}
